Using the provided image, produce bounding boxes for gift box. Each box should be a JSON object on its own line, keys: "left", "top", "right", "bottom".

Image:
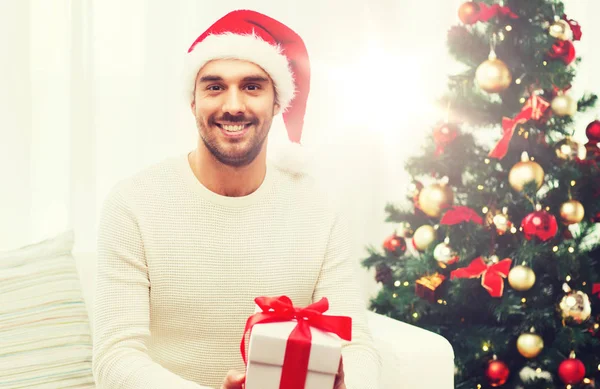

{"left": 241, "top": 296, "right": 352, "bottom": 389}
{"left": 415, "top": 273, "right": 446, "bottom": 303}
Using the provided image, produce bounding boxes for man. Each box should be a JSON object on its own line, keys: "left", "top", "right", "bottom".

{"left": 92, "top": 9, "right": 381, "bottom": 389}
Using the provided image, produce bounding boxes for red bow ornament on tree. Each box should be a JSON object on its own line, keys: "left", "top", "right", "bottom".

{"left": 489, "top": 94, "right": 551, "bottom": 159}
{"left": 593, "top": 283, "right": 600, "bottom": 298}
{"left": 441, "top": 206, "right": 483, "bottom": 225}
{"left": 450, "top": 257, "right": 513, "bottom": 297}
{"left": 241, "top": 296, "right": 352, "bottom": 389}
{"left": 477, "top": 3, "right": 519, "bottom": 22}
{"left": 562, "top": 15, "right": 582, "bottom": 41}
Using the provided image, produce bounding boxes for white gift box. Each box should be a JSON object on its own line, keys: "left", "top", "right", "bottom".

{"left": 244, "top": 320, "right": 342, "bottom": 389}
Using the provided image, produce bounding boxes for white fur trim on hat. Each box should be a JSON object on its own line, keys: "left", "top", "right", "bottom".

{"left": 184, "top": 32, "right": 296, "bottom": 111}
{"left": 268, "top": 141, "right": 312, "bottom": 176}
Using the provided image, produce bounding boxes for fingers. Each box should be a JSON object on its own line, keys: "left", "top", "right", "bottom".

{"left": 221, "top": 370, "right": 245, "bottom": 389}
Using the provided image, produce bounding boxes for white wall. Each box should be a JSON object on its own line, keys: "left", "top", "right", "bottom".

{"left": 1, "top": 0, "right": 599, "bottom": 302}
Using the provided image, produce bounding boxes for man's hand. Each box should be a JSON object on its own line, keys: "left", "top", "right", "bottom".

{"left": 220, "top": 370, "right": 245, "bottom": 389}
{"left": 334, "top": 357, "right": 346, "bottom": 389}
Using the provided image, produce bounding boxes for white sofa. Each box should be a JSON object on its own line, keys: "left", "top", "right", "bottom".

{"left": 73, "top": 252, "right": 455, "bottom": 388}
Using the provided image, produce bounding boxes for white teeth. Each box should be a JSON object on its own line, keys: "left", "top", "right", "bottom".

{"left": 222, "top": 124, "right": 245, "bottom": 132}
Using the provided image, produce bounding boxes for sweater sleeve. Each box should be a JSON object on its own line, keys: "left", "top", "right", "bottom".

{"left": 312, "top": 210, "right": 382, "bottom": 389}
{"left": 92, "top": 187, "right": 214, "bottom": 389}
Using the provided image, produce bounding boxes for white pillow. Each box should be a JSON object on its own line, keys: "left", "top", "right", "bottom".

{"left": 0, "top": 230, "right": 95, "bottom": 388}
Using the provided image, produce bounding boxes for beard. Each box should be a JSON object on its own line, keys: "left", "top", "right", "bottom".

{"left": 196, "top": 112, "right": 272, "bottom": 168}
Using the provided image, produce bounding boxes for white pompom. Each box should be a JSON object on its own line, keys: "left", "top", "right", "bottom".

{"left": 268, "top": 141, "right": 313, "bottom": 175}
{"left": 519, "top": 366, "right": 553, "bottom": 383}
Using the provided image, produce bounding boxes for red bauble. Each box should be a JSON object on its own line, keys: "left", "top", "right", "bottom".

{"left": 548, "top": 40, "right": 576, "bottom": 65}
{"left": 521, "top": 211, "right": 558, "bottom": 242}
{"left": 486, "top": 360, "right": 510, "bottom": 387}
{"left": 558, "top": 358, "right": 586, "bottom": 385}
{"left": 586, "top": 120, "right": 600, "bottom": 142}
{"left": 458, "top": 1, "right": 480, "bottom": 25}
{"left": 383, "top": 234, "right": 407, "bottom": 256}
{"left": 433, "top": 123, "right": 459, "bottom": 155}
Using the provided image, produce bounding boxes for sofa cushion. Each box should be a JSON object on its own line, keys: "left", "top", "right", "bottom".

{"left": 0, "top": 230, "right": 95, "bottom": 388}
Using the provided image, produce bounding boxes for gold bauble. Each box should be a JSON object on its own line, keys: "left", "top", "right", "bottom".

{"left": 549, "top": 20, "right": 572, "bottom": 41}
{"left": 475, "top": 57, "right": 512, "bottom": 94}
{"left": 418, "top": 183, "right": 454, "bottom": 218}
{"left": 559, "top": 200, "right": 585, "bottom": 225}
{"left": 554, "top": 138, "right": 587, "bottom": 161}
{"left": 508, "top": 154, "right": 544, "bottom": 192}
{"left": 508, "top": 265, "right": 536, "bottom": 291}
{"left": 551, "top": 94, "right": 577, "bottom": 117}
{"left": 517, "top": 333, "right": 544, "bottom": 359}
{"left": 560, "top": 290, "right": 592, "bottom": 323}
{"left": 433, "top": 242, "right": 458, "bottom": 268}
{"left": 412, "top": 225, "right": 437, "bottom": 251}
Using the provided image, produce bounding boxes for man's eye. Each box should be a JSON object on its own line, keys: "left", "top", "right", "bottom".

{"left": 207, "top": 85, "right": 223, "bottom": 91}
{"left": 245, "top": 84, "right": 261, "bottom": 91}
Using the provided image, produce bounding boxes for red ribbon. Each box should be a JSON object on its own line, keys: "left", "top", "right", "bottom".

{"left": 241, "top": 296, "right": 352, "bottom": 389}
{"left": 450, "top": 257, "right": 512, "bottom": 297}
{"left": 476, "top": 3, "right": 519, "bottom": 22}
{"left": 562, "top": 15, "right": 582, "bottom": 41}
{"left": 593, "top": 283, "right": 600, "bottom": 298}
{"left": 489, "top": 94, "right": 550, "bottom": 159}
{"left": 440, "top": 206, "right": 483, "bottom": 225}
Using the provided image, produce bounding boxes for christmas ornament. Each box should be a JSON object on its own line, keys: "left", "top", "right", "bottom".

{"left": 440, "top": 206, "right": 483, "bottom": 225}
{"left": 433, "top": 122, "right": 459, "bottom": 155}
{"left": 519, "top": 366, "right": 552, "bottom": 383}
{"left": 476, "top": 51, "right": 512, "bottom": 94}
{"left": 551, "top": 93, "right": 577, "bottom": 117}
{"left": 549, "top": 19, "right": 573, "bottom": 40}
{"left": 558, "top": 352, "right": 586, "bottom": 385}
{"left": 554, "top": 138, "right": 587, "bottom": 160}
{"left": 433, "top": 240, "right": 459, "bottom": 268}
{"left": 412, "top": 225, "right": 437, "bottom": 251}
{"left": 458, "top": 1, "right": 480, "bottom": 25}
{"left": 586, "top": 120, "right": 600, "bottom": 142}
{"left": 383, "top": 234, "right": 407, "bottom": 256}
{"left": 375, "top": 263, "right": 393, "bottom": 285}
{"left": 508, "top": 152, "right": 544, "bottom": 192}
{"left": 415, "top": 273, "right": 446, "bottom": 303}
{"left": 489, "top": 95, "right": 550, "bottom": 159}
{"left": 562, "top": 15, "right": 582, "bottom": 41}
{"left": 521, "top": 210, "right": 558, "bottom": 242}
{"left": 508, "top": 265, "right": 536, "bottom": 291}
{"left": 516, "top": 330, "right": 544, "bottom": 358}
{"left": 491, "top": 207, "right": 512, "bottom": 235}
{"left": 559, "top": 200, "right": 585, "bottom": 225}
{"left": 395, "top": 222, "right": 414, "bottom": 239}
{"left": 560, "top": 285, "right": 592, "bottom": 323}
{"left": 486, "top": 358, "right": 510, "bottom": 387}
{"left": 450, "top": 256, "right": 512, "bottom": 298}
{"left": 548, "top": 40, "right": 576, "bottom": 65}
{"left": 418, "top": 181, "right": 454, "bottom": 218}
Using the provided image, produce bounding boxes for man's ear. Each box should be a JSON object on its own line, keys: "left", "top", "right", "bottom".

{"left": 273, "top": 103, "right": 281, "bottom": 116}
{"left": 190, "top": 98, "right": 196, "bottom": 115}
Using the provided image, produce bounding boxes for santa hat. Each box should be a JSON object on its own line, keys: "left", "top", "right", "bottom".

{"left": 184, "top": 10, "right": 311, "bottom": 174}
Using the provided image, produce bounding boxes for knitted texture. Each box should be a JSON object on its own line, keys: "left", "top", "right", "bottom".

{"left": 92, "top": 152, "right": 381, "bottom": 389}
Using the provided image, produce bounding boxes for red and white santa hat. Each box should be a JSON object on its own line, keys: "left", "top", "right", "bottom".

{"left": 184, "top": 10, "right": 311, "bottom": 173}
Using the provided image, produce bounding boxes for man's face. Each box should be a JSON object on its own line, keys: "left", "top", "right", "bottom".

{"left": 191, "top": 59, "right": 280, "bottom": 167}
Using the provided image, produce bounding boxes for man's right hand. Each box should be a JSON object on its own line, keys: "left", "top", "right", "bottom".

{"left": 220, "top": 370, "right": 245, "bottom": 389}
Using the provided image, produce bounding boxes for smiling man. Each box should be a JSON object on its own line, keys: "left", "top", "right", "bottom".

{"left": 92, "top": 9, "right": 381, "bottom": 389}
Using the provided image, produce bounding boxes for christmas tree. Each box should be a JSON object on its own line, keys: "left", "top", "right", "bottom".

{"left": 361, "top": 1, "right": 600, "bottom": 388}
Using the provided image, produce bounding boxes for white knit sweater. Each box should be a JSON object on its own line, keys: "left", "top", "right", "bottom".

{"left": 92, "top": 152, "right": 381, "bottom": 389}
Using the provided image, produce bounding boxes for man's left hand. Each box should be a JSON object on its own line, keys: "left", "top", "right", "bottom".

{"left": 334, "top": 357, "right": 346, "bottom": 389}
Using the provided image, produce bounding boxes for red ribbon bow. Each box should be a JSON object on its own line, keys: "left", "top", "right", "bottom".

{"left": 477, "top": 3, "right": 519, "bottom": 22}
{"left": 440, "top": 206, "right": 483, "bottom": 225}
{"left": 241, "top": 296, "right": 352, "bottom": 389}
{"left": 562, "top": 15, "right": 582, "bottom": 41}
{"left": 450, "top": 257, "right": 513, "bottom": 297}
{"left": 489, "top": 94, "right": 550, "bottom": 159}
{"left": 593, "top": 283, "right": 600, "bottom": 298}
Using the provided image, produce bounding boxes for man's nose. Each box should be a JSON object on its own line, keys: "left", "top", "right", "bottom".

{"left": 222, "top": 89, "right": 246, "bottom": 115}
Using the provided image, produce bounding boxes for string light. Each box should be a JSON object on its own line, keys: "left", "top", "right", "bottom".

{"left": 477, "top": 185, "right": 484, "bottom": 191}
{"left": 521, "top": 298, "right": 527, "bottom": 303}
{"left": 482, "top": 344, "right": 489, "bottom": 352}
{"left": 484, "top": 158, "right": 490, "bottom": 164}
{"left": 392, "top": 293, "right": 397, "bottom": 298}
{"left": 515, "top": 78, "right": 522, "bottom": 84}
{"left": 519, "top": 97, "right": 526, "bottom": 103}
{"left": 545, "top": 206, "right": 550, "bottom": 211}
{"left": 543, "top": 61, "right": 548, "bottom": 66}
{"left": 403, "top": 281, "right": 410, "bottom": 287}
{"left": 582, "top": 282, "right": 587, "bottom": 286}
{"left": 437, "top": 299, "right": 443, "bottom": 304}
{"left": 510, "top": 226, "right": 517, "bottom": 234}
{"left": 583, "top": 378, "right": 591, "bottom": 384}
{"left": 505, "top": 25, "right": 512, "bottom": 31}
{"left": 571, "top": 180, "right": 576, "bottom": 186}
{"left": 568, "top": 247, "right": 575, "bottom": 253}
{"left": 412, "top": 312, "right": 419, "bottom": 318}
{"left": 536, "top": 368, "right": 542, "bottom": 374}
{"left": 394, "top": 280, "right": 401, "bottom": 287}
{"left": 553, "top": 246, "right": 559, "bottom": 252}
{"left": 482, "top": 206, "right": 489, "bottom": 214}
{"left": 598, "top": 363, "right": 600, "bottom": 371}
{"left": 566, "top": 275, "right": 572, "bottom": 282}
{"left": 477, "top": 385, "right": 482, "bottom": 389}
